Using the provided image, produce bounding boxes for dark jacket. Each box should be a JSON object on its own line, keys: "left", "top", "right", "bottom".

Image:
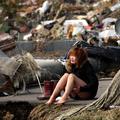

{"left": 66, "top": 60, "right": 99, "bottom": 98}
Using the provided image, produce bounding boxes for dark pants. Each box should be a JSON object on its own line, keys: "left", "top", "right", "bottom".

{"left": 70, "top": 84, "right": 98, "bottom": 100}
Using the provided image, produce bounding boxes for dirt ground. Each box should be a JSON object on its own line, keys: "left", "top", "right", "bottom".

{"left": 0, "top": 101, "right": 120, "bottom": 120}
{"left": 0, "top": 102, "right": 34, "bottom": 120}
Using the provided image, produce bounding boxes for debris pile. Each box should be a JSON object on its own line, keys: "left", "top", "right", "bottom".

{"left": 0, "top": 0, "right": 120, "bottom": 49}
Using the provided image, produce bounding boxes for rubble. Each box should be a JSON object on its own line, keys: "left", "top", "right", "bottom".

{"left": 0, "top": 0, "right": 120, "bottom": 76}
{"left": 0, "top": 0, "right": 120, "bottom": 75}
{"left": 0, "top": 33, "right": 16, "bottom": 51}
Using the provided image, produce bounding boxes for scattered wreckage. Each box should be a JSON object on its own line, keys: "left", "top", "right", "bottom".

{"left": 0, "top": 41, "right": 120, "bottom": 96}
{"left": 0, "top": 0, "right": 120, "bottom": 96}
{"left": 0, "top": 51, "right": 64, "bottom": 95}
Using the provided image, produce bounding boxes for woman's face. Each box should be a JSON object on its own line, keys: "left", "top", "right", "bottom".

{"left": 69, "top": 55, "right": 76, "bottom": 64}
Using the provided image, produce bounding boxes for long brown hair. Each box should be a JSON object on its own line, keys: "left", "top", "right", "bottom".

{"left": 66, "top": 47, "right": 88, "bottom": 72}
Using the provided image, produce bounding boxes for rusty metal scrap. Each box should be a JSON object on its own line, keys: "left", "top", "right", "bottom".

{"left": 0, "top": 33, "right": 16, "bottom": 51}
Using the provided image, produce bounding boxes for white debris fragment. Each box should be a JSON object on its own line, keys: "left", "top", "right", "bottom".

{"left": 102, "top": 18, "right": 117, "bottom": 27}
{"left": 110, "top": 3, "right": 120, "bottom": 12}
{"left": 35, "top": 0, "right": 52, "bottom": 16}
{"left": 35, "top": 24, "right": 43, "bottom": 31}
{"left": 55, "top": 96, "right": 62, "bottom": 101}
{"left": 110, "top": 105, "right": 120, "bottom": 109}
{"left": 117, "top": 40, "right": 120, "bottom": 45}
{"left": 64, "top": 19, "right": 88, "bottom": 35}
{"left": 23, "top": 33, "right": 32, "bottom": 41}
{"left": 99, "top": 29, "right": 118, "bottom": 38}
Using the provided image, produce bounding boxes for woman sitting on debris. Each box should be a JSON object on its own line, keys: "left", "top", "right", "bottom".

{"left": 46, "top": 47, "right": 99, "bottom": 105}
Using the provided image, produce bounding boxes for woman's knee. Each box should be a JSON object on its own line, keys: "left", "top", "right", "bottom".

{"left": 63, "top": 73, "right": 69, "bottom": 77}
{"left": 68, "top": 73, "right": 75, "bottom": 80}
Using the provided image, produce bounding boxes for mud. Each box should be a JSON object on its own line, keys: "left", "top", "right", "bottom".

{"left": 0, "top": 101, "right": 120, "bottom": 120}
{"left": 0, "top": 102, "right": 34, "bottom": 120}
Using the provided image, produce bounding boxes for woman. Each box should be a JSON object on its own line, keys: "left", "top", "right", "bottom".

{"left": 46, "top": 47, "right": 99, "bottom": 105}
